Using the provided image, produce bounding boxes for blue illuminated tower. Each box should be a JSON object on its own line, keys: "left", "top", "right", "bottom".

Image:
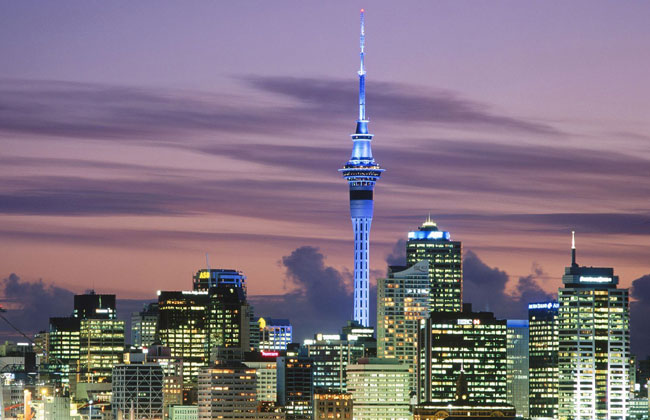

{"left": 339, "top": 10, "right": 384, "bottom": 327}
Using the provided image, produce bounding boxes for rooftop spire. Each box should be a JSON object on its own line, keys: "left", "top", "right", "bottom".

{"left": 571, "top": 230, "right": 577, "bottom": 267}
{"left": 356, "top": 9, "right": 368, "bottom": 134}
{"left": 422, "top": 213, "right": 437, "bottom": 228}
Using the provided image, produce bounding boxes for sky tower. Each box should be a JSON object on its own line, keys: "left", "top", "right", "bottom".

{"left": 339, "top": 9, "right": 384, "bottom": 327}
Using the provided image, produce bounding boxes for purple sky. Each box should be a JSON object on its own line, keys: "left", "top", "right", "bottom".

{"left": 1, "top": 2, "right": 649, "bottom": 343}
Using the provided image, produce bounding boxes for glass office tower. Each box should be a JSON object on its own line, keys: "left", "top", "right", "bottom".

{"left": 406, "top": 218, "right": 462, "bottom": 312}
{"left": 558, "top": 238, "right": 630, "bottom": 420}
{"left": 528, "top": 301, "right": 559, "bottom": 419}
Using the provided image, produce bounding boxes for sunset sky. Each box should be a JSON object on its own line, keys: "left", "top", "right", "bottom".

{"left": 1, "top": 2, "right": 649, "bottom": 343}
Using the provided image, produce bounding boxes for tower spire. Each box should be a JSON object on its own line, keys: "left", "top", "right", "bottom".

{"left": 571, "top": 230, "right": 577, "bottom": 267}
{"left": 356, "top": 9, "right": 368, "bottom": 134}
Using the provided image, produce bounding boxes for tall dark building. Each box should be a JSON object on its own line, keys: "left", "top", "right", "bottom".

{"left": 339, "top": 10, "right": 384, "bottom": 327}
{"left": 47, "top": 317, "right": 80, "bottom": 385}
{"left": 418, "top": 306, "right": 507, "bottom": 405}
{"left": 74, "top": 291, "right": 116, "bottom": 320}
{"left": 206, "top": 285, "right": 252, "bottom": 356}
{"left": 406, "top": 218, "right": 462, "bottom": 312}
{"left": 506, "top": 319, "right": 529, "bottom": 419}
{"left": 528, "top": 301, "right": 559, "bottom": 419}
{"left": 277, "top": 355, "right": 314, "bottom": 420}
{"left": 48, "top": 291, "right": 124, "bottom": 384}
{"left": 158, "top": 269, "right": 252, "bottom": 384}
{"left": 157, "top": 290, "right": 209, "bottom": 384}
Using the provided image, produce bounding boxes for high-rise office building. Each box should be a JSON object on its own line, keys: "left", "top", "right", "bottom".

{"left": 74, "top": 291, "right": 125, "bottom": 383}
{"left": 206, "top": 285, "right": 252, "bottom": 357}
{"left": 158, "top": 266, "right": 252, "bottom": 381}
{"left": 277, "top": 355, "right": 314, "bottom": 420}
{"left": 256, "top": 318, "right": 292, "bottom": 352}
{"left": 157, "top": 290, "right": 209, "bottom": 384}
{"left": 406, "top": 218, "right": 462, "bottom": 312}
{"left": 377, "top": 260, "right": 430, "bottom": 392}
{"left": 74, "top": 292, "right": 116, "bottom": 320}
{"left": 506, "top": 319, "right": 529, "bottom": 419}
{"left": 197, "top": 361, "right": 257, "bottom": 419}
{"left": 302, "top": 333, "right": 366, "bottom": 393}
{"left": 339, "top": 10, "right": 384, "bottom": 327}
{"left": 528, "top": 301, "right": 559, "bottom": 419}
{"left": 244, "top": 353, "right": 279, "bottom": 403}
{"left": 131, "top": 303, "right": 158, "bottom": 348}
{"left": 346, "top": 358, "right": 411, "bottom": 420}
{"left": 197, "top": 361, "right": 284, "bottom": 420}
{"left": 418, "top": 306, "right": 507, "bottom": 405}
{"left": 112, "top": 363, "right": 164, "bottom": 420}
{"left": 413, "top": 370, "right": 517, "bottom": 419}
{"left": 48, "top": 292, "right": 122, "bottom": 386}
{"left": 557, "top": 235, "right": 630, "bottom": 420}
{"left": 47, "top": 317, "right": 80, "bottom": 385}
{"left": 79, "top": 318, "right": 125, "bottom": 383}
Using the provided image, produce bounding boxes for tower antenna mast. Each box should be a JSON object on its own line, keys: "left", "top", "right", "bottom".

{"left": 358, "top": 9, "right": 366, "bottom": 122}
{"left": 571, "top": 231, "right": 577, "bottom": 266}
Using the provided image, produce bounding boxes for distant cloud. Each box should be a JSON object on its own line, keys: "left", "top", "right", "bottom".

{"left": 250, "top": 246, "right": 556, "bottom": 341}
{"left": 0, "top": 273, "right": 155, "bottom": 344}
{"left": 249, "top": 246, "right": 355, "bottom": 341}
{"left": 0, "top": 274, "right": 74, "bottom": 338}
{"left": 385, "top": 238, "right": 407, "bottom": 267}
{"left": 631, "top": 274, "right": 650, "bottom": 356}
{"left": 463, "top": 250, "right": 553, "bottom": 319}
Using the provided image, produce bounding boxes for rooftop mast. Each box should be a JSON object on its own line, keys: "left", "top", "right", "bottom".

{"left": 571, "top": 231, "right": 577, "bottom": 266}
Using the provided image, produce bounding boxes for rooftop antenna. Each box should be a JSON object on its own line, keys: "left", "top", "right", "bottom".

{"left": 571, "top": 231, "right": 577, "bottom": 267}
{"left": 206, "top": 253, "right": 211, "bottom": 271}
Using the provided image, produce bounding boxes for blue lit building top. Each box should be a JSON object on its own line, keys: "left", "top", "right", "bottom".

{"left": 407, "top": 217, "right": 451, "bottom": 241}
{"left": 193, "top": 268, "right": 247, "bottom": 294}
{"left": 528, "top": 301, "right": 559, "bottom": 311}
{"left": 506, "top": 319, "right": 529, "bottom": 328}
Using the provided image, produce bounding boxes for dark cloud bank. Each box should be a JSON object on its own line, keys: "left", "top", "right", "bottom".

{"left": 0, "top": 76, "right": 555, "bottom": 141}
{"left": 0, "top": 274, "right": 150, "bottom": 342}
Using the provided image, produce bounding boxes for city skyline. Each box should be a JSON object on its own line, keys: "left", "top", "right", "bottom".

{"left": 1, "top": 2, "right": 650, "bottom": 347}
